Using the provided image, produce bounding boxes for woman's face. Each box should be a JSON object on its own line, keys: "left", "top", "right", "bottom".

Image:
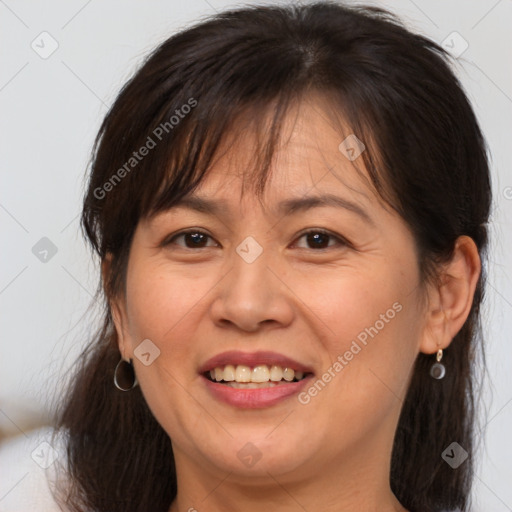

{"left": 113, "top": 99, "right": 430, "bottom": 485}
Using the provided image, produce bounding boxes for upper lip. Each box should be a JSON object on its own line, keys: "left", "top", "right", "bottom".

{"left": 199, "top": 350, "right": 314, "bottom": 374}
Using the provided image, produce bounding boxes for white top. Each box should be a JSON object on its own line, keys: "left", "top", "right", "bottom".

{"left": 0, "top": 427, "right": 64, "bottom": 512}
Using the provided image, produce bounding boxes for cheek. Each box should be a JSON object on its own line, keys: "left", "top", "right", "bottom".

{"left": 296, "top": 262, "right": 422, "bottom": 419}
{"left": 122, "top": 264, "right": 214, "bottom": 438}
{"left": 124, "top": 263, "right": 211, "bottom": 346}
{"left": 121, "top": 262, "right": 211, "bottom": 415}
{"left": 293, "top": 264, "right": 414, "bottom": 353}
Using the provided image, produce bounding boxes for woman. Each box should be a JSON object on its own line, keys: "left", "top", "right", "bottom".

{"left": 50, "top": 2, "right": 490, "bottom": 511}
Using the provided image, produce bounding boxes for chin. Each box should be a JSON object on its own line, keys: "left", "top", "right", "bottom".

{"left": 198, "top": 432, "right": 315, "bottom": 479}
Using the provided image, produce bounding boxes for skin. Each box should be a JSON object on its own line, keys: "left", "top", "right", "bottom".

{"left": 110, "top": 97, "right": 481, "bottom": 512}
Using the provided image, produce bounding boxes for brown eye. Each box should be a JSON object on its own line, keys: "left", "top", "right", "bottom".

{"left": 304, "top": 232, "right": 331, "bottom": 249}
{"left": 294, "top": 229, "right": 348, "bottom": 250}
{"left": 166, "top": 230, "right": 217, "bottom": 249}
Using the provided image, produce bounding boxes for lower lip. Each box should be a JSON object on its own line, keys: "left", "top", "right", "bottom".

{"left": 201, "top": 375, "right": 313, "bottom": 409}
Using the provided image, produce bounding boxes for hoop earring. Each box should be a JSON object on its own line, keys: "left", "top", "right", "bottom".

{"left": 114, "top": 358, "right": 138, "bottom": 391}
{"left": 430, "top": 348, "right": 446, "bottom": 380}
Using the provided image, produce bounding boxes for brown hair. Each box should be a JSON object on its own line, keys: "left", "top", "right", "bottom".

{"left": 52, "top": 2, "right": 491, "bottom": 511}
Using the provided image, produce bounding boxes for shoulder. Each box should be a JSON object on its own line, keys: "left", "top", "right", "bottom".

{"left": 0, "top": 426, "right": 68, "bottom": 512}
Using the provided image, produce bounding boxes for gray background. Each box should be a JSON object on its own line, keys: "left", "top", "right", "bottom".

{"left": 1, "top": 0, "right": 511, "bottom": 509}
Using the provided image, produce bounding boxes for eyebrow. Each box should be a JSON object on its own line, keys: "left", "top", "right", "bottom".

{"left": 171, "top": 193, "right": 375, "bottom": 226}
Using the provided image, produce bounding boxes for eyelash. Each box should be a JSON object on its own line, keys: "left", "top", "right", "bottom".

{"left": 164, "top": 228, "right": 350, "bottom": 251}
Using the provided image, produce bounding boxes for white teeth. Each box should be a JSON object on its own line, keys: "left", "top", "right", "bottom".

{"left": 223, "top": 364, "right": 236, "bottom": 382}
{"left": 282, "top": 368, "right": 295, "bottom": 381}
{"left": 269, "top": 365, "right": 283, "bottom": 381}
{"left": 252, "top": 365, "right": 270, "bottom": 382}
{"left": 207, "top": 364, "right": 307, "bottom": 384}
{"left": 235, "top": 365, "right": 252, "bottom": 383}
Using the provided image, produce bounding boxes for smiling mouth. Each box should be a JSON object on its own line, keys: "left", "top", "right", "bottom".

{"left": 203, "top": 364, "right": 313, "bottom": 388}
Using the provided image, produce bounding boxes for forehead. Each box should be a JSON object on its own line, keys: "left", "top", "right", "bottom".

{"left": 191, "top": 98, "right": 374, "bottom": 207}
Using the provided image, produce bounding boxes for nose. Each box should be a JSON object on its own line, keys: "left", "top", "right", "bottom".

{"left": 209, "top": 247, "right": 295, "bottom": 333}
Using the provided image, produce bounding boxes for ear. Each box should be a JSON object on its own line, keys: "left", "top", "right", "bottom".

{"left": 102, "top": 254, "right": 131, "bottom": 360}
{"left": 419, "top": 235, "right": 481, "bottom": 355}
